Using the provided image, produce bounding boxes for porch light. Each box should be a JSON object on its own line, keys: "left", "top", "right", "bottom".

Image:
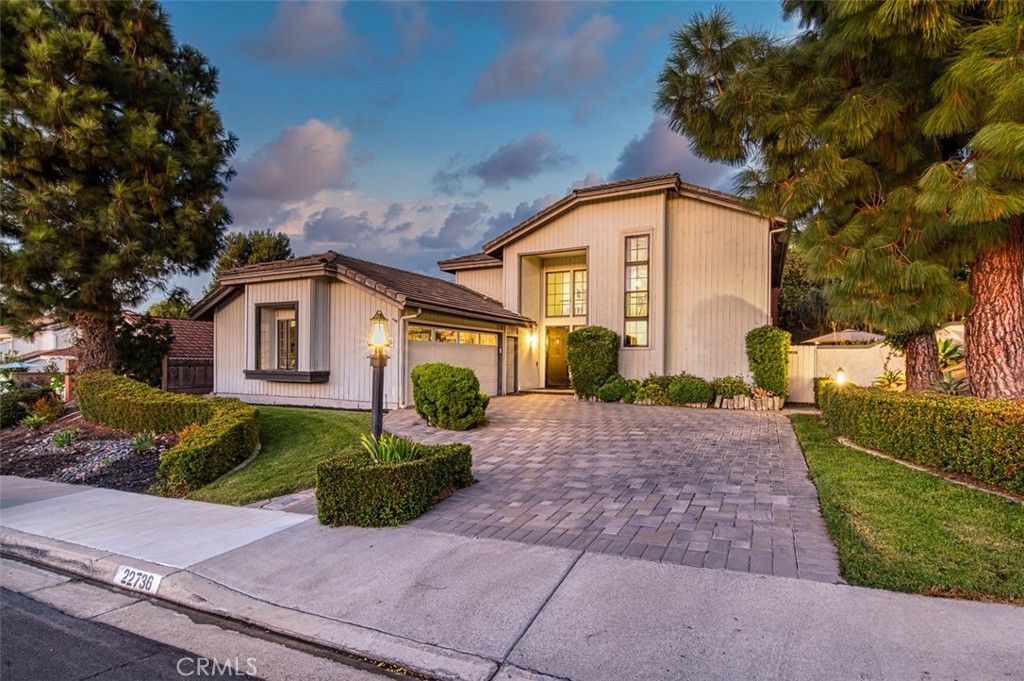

{"left": 367, "top": 310, "right": 391, "bottom": 439}
{"left": 526, "top": 330, "right": 538, "bottom": 347}
{"left": 835, "top": 367, "right": 846, "bottom": 385}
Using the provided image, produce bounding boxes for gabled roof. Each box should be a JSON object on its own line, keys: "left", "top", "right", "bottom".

{"left": 437, "top": 252, "right": 503, "bottom": 273}
{"left": 190, "top": 251, "right": 532, "bottom": 326}
{"left": 477, "top": 173, "right": 778, "bottom": 255}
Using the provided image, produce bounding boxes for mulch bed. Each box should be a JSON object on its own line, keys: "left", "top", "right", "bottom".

{"left": 0, "top": 412, "right": 176, "bottom": 494}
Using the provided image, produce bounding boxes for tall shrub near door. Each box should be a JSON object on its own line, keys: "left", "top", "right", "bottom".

{"left": 745, "top": 325, "right": 790, "bottom": 397}
{"left": 566, "top": 326, "right": 619, "bottom": 399}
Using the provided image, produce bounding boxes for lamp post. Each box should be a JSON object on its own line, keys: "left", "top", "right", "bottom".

{"left": 367, "top": 310, "right": 392, "bottom": 439}
{"left": 835, "top": 367, "right": 846, "bottom": 385}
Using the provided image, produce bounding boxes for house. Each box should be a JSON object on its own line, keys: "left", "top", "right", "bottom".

{"left": 190, "top": 252, "right": 531, "bottom": 410}
{"left": 192, "top": 174, "right": 784, "bottom": 409}
{"left": 441, "top": 173, "right": 784, "bottom": 391}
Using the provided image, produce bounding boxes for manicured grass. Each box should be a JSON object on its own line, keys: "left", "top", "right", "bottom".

{"left": 791, "top": 415, "right": 1024, "bottom": 605}
{"left": 188, "top": 406, "right": 368, "bottom": 506}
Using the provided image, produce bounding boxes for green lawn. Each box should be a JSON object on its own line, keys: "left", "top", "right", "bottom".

{"left": 791, "top": 415, "right": 1024, "bottom": 605}
{"left": 188, "top": 406, "right": 368, "bottom": 506}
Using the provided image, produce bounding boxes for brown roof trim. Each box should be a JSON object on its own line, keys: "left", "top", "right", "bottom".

{"left": 437, "top": 252, "right": 503, "bottom": 272}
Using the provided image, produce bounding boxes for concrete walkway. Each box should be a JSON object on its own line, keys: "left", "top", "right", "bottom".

{"left": 387, "top": 395, "right": 840, "bottom": 582}
{"left": 2, "top": 476, "right": 1022, "bottom": 681}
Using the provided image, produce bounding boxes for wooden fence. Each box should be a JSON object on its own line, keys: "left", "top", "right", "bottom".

{"left": 161, "top": 358, "right": 214, "bottom": 395}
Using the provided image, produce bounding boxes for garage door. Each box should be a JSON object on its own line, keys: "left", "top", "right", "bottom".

{"left": 407, "top": 325, "right": 500, "bottom": 396}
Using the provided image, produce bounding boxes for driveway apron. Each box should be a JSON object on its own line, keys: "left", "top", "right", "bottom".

{"left": 386, "top": 395, "right": 840, "bottom": 582}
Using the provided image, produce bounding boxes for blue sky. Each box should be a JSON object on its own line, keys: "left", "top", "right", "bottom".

{"left": 162, "top": 1, "right": 791, "bottom": 301}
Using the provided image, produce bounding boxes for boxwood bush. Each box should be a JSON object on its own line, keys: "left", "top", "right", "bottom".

{"left": 668, "top": 375, "right": 714, "bottom": 405}
{"left": 710, "top": 375, "right": 750, "bottom": 398}
{"left": 745, "top": 325, "right": 790, "bottom": 397}
{"left": 1, "top": 387, "right": 54, "bottom": 428}
{"left": 597, "top": 375, "right": 629, "bottom": 402}
{"left": 316, "top": 443, "right": 474, "bottom": 527}
{"left": 76, "top": 371, "right": 259, "bottom": 493}
{"left": 411, "top": 363, "right": 489, "bottom": 431}
{"left": 566, "top": 326, "right": 619, "bottom": 399}
{"left": 819, "top": 384, "right": 1024, "bottom": 494}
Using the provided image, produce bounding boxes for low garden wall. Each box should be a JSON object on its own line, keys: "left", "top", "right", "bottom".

{"left": 76, "top": 370, "right": 259, "bottom": 493}
{"left": 788, "top": 343, "right": 904, "bottom": 403}
{"left": 819, "top": 384, "right": 1024, "bottom": 494}
{"left": 316, "top": 443, "right": 474, "bottom": 527}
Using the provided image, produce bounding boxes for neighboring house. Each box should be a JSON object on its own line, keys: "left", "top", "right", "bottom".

{"left": 441, "top": 174, "right": 785, "bottom": 391}
{"left": 190, "top": 252, "right": 531, "bottom": 410}
{"left": 0, "top": 319, "right": 78, "bottom": 373}
{"left": 192, "top": 174, "right": 784, "bottom": 409}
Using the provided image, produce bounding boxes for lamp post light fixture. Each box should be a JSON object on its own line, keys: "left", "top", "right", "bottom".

{"left": 367, "top": 310, "right": 392, "bottom": 439}
{"left": 835, "top": 367, "right": 847, "bottom": 385}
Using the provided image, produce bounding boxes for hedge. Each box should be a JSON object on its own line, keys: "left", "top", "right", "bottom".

{"left": 819, "top": 384, "right": 1024, "bottom": 494}
{"left": 76, "top": 371, "right": 259, "bottom": 493}
{"left": 597, "top": 375, "right": 629, "bottom": 402}
{"left": 668, "top": 375, "right": 713, "bottom": 405}
{"left": 566, "top": 326, "right": 619, "bottom": 398}
{"left": 1, "top": 387, "right": 54, "bottom": 428}
{"left": 745, "top": 325, "right": 790, "bottom": 397}
{"left": 411, "top": 363, "right": 489, "bottom": 430}
{"left": 316, "top": 443, "right": 474, "bottom": 527}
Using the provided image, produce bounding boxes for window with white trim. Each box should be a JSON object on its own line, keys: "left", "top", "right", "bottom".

{"left": 624, "top": 235, "right": 649, "bottom": 347}
{"left": 257, "top": 305, "right": 298, "bottom": 370}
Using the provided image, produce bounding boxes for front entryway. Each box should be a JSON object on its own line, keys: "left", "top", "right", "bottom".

{"left": 545, "top": 326, "right": 569, "bottom": 388}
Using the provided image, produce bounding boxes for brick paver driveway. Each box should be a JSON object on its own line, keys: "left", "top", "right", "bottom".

{"left": 386, "top": 395, "right": 840, "bottom": 582}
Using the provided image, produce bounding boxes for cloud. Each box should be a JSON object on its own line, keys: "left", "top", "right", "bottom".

{"left": 483, "top": 194, "right": 560, "bottom": 243}
{"left": 569, "top": 172, "right": 604, "bottom": 191}
{"left": 610, "top": 114, "right": 732, "bottom": 187}
{"left": 417, "top": 201, "right": 489, "bottom": 249}
{"left": 389, "top": 2, "right": 436, "bottom": 64}
{"left": 472, "top": 7, "right": 619, "bottom": 103}
{"left": 242, "top": 2, "right": 360, "bottom": 64}
{"left": 433, "top": 132, "right": 571, "bottom": 195}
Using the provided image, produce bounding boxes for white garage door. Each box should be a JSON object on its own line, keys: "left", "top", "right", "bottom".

{"left": 407, "top": 326, "right": 500, "bottom": 396}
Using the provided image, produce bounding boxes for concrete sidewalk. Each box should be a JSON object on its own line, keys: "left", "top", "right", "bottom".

{"left": 2, "top": 476, "right": 1022, "bottom": 681}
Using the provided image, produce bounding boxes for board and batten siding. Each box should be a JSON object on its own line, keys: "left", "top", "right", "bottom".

{"left": 664, "top": 196, "right": 771, "bottom": 380}
{"left": 213, "top": 277, "right": 403, "bottom": 409}
{"left": 503, "top": 193, "right": 668, "bottom": 385}
{"left": 454, "top": 267, "right": 504, "bottom": 303}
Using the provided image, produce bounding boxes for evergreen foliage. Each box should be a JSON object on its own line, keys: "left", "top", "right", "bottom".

{"left": 1, "top": 0, "right": 236, "bottom": 369}
{"left": 114, "top": 315, "right": 174, "bottom": 387}
{"left": 566, "top": 326, "right": 620, "bottom": 399}
{"left": 146, "top": 288, "right": 194, "bottom": 319}
{"left": 205, "top": 230, "right": 293, "bottom": 293}
{"left": 745, "top": 325, "right": 790, "bottom": 397}
{"left": 410, "top": 363, "right": 489, "bottom": 431}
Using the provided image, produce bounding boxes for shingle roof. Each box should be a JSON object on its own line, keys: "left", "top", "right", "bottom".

{"left": 124, "top": 313, "right": 214, "bottom": 359}
{"left": 437, "top": 252, "right": 503, "bottom": 272}
{"left": 194, "top": 251, "right": 531, "bottom": 326}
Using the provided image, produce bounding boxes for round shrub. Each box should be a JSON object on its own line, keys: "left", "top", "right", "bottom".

{"left": 668, "top": 375, "right": 714, "bottom": 405}
{"left": 566, "top": 326, "right": 620, "bottom": 399}
{"left": 597, "top": 375, "right": 628, "bottom": 402}
{"left": 710, "top": 375, "right": 750, "bottom": 399}
{"left": 411, "top": 363, "right": 490, "bottom": 431}
{"left": 635, "top": 382, "right": 670, "bottom": 405}
{"left": 745, "top": 325, "right": 790, "bottom": 397}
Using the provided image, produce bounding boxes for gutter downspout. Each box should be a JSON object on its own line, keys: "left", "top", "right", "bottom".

{"left": 397, "top": 308, "right": 423, "bottom": 408}
{"left": 767, "top": 226, "right": 787, "bottom": 325}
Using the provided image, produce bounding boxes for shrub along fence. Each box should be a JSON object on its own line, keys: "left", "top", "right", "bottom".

{"left": 819, "top": 384, "right": 1024, "bottom": 494}
{"left": 76, "top": 370, "right": 259, "bottom": 493}
{"left": 316, "top": 443, "right": 474, "bottom": 527}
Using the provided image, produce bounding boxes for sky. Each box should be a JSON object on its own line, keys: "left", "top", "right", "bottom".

{"left": 160, "top": 0, "right": 792, "bottom": 303}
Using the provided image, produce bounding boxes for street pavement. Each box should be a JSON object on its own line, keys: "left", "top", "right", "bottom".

{"left": 2, "top": 475, "right": 1022, "bottom": 681}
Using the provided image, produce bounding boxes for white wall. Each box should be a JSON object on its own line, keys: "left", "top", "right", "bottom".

{"left": 788, "top": 343, "right": 906, "bottom": 403}
{"left": 455, "top": 267, "right": 504, "bottom": 303}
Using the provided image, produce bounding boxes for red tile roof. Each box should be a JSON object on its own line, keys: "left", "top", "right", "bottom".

{"left": 124, "top": 313, "right": 214, "bottom": 359}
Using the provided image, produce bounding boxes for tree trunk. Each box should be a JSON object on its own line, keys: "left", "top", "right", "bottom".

{"left": 966, "top": 217, "right": 1024, "bottom": 400}
{"left": 73, "top": 313, "right": 118, "bottom": 372}
{"left": 904, "top": 331, "right": 941, "bottom": 391}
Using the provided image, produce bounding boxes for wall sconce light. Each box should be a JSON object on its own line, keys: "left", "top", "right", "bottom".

{"left": 835, "top": 367, "right": 846, "bottom": 385}
{"left": 526, "top": 330, "right": 538, "bottom": 347}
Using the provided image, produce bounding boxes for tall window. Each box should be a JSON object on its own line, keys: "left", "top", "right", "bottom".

{"left": 624, "top": 235, "right": 649, "bottom": 347}
{"left": 257, "top": 305, "right": 298, "bottom": 370}
{"left": 573, "top": 270, "right": 587, "bottom": 316}
{"left": 546, "top": 271, "right": 571, "bottom": 317}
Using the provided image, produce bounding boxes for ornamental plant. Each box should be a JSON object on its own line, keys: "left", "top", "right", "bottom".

{"left": 668, "top": 375, "right": 714, "bottom": 405}
{"left": 411, "top": 363, "right": 489, "bottom": 431}
{"left": 745, "top": 325, "right": 790, "bottom": 397}
{"left": 566, "top": 326, "right": 620, "bottom": 399}
{"left": 710, "top": 375, "right": 750, "bottom": 399}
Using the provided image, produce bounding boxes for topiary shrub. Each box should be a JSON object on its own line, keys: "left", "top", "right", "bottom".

{"left": 411, "top": 363, "right": 489, "bottom": 431}
{"left": 316, "top": 443, "right": 475, "bottom": 527}
{"left": 668, "top": 375, "right": 714, "bottom": 405}
{"left": 566, "top": 326, "right": 620, "bottom": 399}
{"left": 75, "top": 370, "right": 259, "bottom": 493}
{"left": 597, "top": 375, "right": 629, "bottom": 402}
{"left": 710, "top": 375, "right": 750, "bottom": 398}
{"left": 1, "top": 387, "right": 54, "bottom": 428}
{"left": 745, "top": 325, "right": 791, "bottom": 397}
{"left": 819, "top": 384, "right": 1024, "bottom": 494}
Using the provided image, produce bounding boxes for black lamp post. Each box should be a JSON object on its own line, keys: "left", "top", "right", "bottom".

{"left": 367, "top": 310, "right": 392, "bottom": 439}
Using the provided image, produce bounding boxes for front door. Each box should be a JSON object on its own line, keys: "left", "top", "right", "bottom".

{"left": 545, "top": 326, "right": 569, "bottom": 388}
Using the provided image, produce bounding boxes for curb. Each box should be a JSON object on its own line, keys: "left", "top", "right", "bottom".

{"left": 0, "top": 527, "right": 498, "bottom": 681}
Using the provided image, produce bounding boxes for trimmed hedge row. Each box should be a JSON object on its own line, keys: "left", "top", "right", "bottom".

{"left": 0, "top": 387, "right": 54, "bottom": 428}
{"left": 316, "top": 443, "right": 474, "bottom": 527}
{"left": 76, "top": 371, "right": 259, "bottom": 493}
{"left": 819, "top": 384, "right": 1024, "bottom": 494}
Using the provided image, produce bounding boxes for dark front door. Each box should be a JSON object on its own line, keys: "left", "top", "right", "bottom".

{"left": 545, "top": 326, "right": 570, "bottom": 388}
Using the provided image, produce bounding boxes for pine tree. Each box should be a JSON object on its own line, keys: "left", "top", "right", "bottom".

{"left": 657, "top": 2, "right": 1022, "bottom": 396}
{"left": 1, "top": 0, "right": 236, "bottom": 371}
{"left": 203, "top": 230, "right": 293, "bottom": 294}
{"left": 146, "top": 288, "right": 193, "bottom": 319}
